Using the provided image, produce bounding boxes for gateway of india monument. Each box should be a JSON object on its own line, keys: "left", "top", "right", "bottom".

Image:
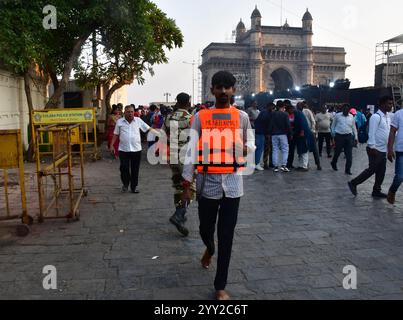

{"left": 200, "top": 6, "right": 349, "bottom": 102}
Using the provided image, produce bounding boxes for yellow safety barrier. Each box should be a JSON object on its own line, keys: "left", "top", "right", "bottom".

{"left": 0, "top": 130, "right": 33, "bottom": 236}
{"left": 35, "top": 124, "right": 88, "bottom": 223}
{"left": 32, "top": 108, "right": 99, "bottom": 161}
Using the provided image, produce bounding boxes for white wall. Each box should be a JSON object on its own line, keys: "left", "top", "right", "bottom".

{"left": 0, "top": 69, "right": 47, "bottom": 150}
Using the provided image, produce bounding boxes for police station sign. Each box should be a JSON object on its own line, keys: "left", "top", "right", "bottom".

{"left": 32, "top": 108, "right": 95, "bottom": 125}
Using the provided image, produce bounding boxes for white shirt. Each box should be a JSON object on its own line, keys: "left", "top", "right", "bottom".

{"left": 114, "top": 117, "right": 150, "bottom": 152}
{"left": 367, "top": 110, "right": 391, "bottom": 153}
{"left": 303, "top": 108, "right": 316, "bottom": 133}
{"left": 391, "top": 109, "right": 403, "bottom": 152}
{"left": 331, "top": 113, "right": 358, "bottom": 138}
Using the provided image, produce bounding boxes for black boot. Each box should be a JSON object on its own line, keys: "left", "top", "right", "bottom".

{"left": 169, "top": 207, "right": 189, "bottom": 237}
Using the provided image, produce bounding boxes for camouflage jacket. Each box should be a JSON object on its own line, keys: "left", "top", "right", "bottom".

{"left": 162, "top": 108, "right": 192, "bottom": 147}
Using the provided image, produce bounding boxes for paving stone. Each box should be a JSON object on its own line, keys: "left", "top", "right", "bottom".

{"left": 1, "top": 146, "right": 403, "bottom": 299}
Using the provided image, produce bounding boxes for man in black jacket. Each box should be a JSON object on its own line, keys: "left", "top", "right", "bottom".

{"left": 268, "top": 101, "right": 291, "bottom": 172}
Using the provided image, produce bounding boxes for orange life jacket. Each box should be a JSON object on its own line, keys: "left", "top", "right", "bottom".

{"left": 197, "top": 107, "right": 246, "bottom": 174}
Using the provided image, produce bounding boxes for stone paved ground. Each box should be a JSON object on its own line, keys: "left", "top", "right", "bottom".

{"left": 1, "top": 144, "right": 403, "bottom": 300}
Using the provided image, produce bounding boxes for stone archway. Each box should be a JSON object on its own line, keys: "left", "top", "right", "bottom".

{"left": 270, "top": 68, "right": 294, "bottom": 93}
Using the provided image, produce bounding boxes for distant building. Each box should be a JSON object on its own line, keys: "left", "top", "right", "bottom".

{"left": 54, "top": 80, "right": 128, "bottom": 133}
{"left": 200, "top": 7, "right": 349, "bottom": 102}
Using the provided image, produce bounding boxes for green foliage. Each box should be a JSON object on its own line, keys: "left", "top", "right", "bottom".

{"left": 74, "top": 0, "right": 183, "bottom": 90}
{"left": 0, "top": 0, "right": 183, "bottom": 107}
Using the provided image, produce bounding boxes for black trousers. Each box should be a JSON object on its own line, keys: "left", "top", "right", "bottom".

{"left": 332, "top": 134, "right": 353, "bottom": 173}
{"left": 318, "top": 132, "right": 332, "bottom": 156}
{"left": 287, "top": 139, "right": 296, "bottom": 168}
{"left": 312, "top": 138, "right": 321, "bottom": 167}
{"left": 351, "top": 147, "right": 387, "bottom": 193}
{"left": 263, "top": 136, "right": 273, "bottom": 167}
{"left": 119, "top": 151, "right": 142, "bottom": 190}
{"left": 198, "top": 196, "right": 240, "bottom": 291}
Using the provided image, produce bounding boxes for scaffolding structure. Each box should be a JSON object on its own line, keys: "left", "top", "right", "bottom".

{"left": 0, "top": 130, "right": 33, "bottom": 236}
{"left": 375, "top": 34, "right": 403, "bottom": 108}
{"left": 35, "top": 124, "right": 87, "bottom": 223}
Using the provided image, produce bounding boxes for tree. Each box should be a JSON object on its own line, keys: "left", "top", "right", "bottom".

{"left": 0, "top": 0, "right": 102, "bottom": 109}
{"left": 0, "top": 0, "right": 183, "bottom": 157}
{"left": 75, "top": 0, "right": 183, "bottom": 113}
{"left": 0, "top": 1, "right": 49, "bottom": 158}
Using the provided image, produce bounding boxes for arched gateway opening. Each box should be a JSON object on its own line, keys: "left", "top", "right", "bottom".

{"left": 270, "top": 68, "right": 294, "bottom": 93}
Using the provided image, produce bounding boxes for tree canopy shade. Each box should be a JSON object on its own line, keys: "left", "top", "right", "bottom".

{"left": 0, "top": 0, "right": 183, "bottom": 109}
{"left": 74, "top": 0, "right": 184, "bottom": 111}
{"left": 0, "top": 0, "right": 183, "bottom": 160}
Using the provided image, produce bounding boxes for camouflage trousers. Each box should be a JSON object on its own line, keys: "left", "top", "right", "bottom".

{"left": 170, "top": 164, "right": 196, "bottom": 209}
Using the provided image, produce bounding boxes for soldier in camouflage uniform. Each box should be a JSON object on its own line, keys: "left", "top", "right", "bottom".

{"left": 162, "top": 93, "right": 196, "bottom": 236}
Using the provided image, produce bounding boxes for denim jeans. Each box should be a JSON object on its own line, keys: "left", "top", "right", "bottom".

{"left": 272, "top": 135, "right": 289, "bottom": 167}
{"left": 255, "top": 134, "right": 265, "bottom": 165}
{"left": 390, "top": 152, "right": 403, "bottom": 193}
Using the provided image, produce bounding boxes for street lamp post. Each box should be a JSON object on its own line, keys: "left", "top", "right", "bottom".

{"left": 183, "top": 60, "right": 196, "bottom": 106}
{"left": 163, "top": 92, "right": 171, "bottom": 103}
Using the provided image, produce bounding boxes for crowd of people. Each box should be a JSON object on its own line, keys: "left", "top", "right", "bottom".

{"left": 250, "top": 99, "right": 355, "bottom": 173}
{"left": 106, "top": 70, "right": 403, "bottom": 301}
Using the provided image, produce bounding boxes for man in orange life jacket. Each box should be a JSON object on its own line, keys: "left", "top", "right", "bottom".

{"left": 182, "top": 71, "right": 255, "bottom": 300}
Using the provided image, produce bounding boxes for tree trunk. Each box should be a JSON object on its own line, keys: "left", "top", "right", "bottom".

{"left": 45, "top": 34, "right": 90, "bottom": 109}
{"left": 103, "top": 81, "right": 128, "bottom": 133}
{"left": 48, "top": 68, "right": 59, "bottom": 92}
{"left": 23, "top": 71, "right": 35, "bottom": 162}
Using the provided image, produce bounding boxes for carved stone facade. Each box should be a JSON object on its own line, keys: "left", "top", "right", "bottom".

{"left": 200, "top": 7, "right": 349, "bottom": 102}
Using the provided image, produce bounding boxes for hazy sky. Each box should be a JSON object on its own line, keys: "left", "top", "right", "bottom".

{"left": 128, "top": 0, "right": 403, "bottom": 105}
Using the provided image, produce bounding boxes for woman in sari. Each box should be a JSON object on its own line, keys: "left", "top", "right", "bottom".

{"left": 107, "top": 105, "right": 122, "bottom": 157}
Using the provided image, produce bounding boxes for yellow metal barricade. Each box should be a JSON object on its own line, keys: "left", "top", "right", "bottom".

{"left": 36, "top": 124, "right": 88, "bottom": 222}
{"left": 0, "top": 130, "right": 33, "bottom": 236}
{"left": 32, "top": 108, "right": 99, "bottom": 161}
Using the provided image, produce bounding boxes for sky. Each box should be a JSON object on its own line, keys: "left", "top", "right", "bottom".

{"left": 128, "top": 0, "right": 403, "bottom": 106}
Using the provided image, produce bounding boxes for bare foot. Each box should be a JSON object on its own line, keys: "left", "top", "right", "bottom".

{"left": 201, "top": 249, "right": 212, "bottom": 269}
{"left": 216, "top": 290, "right": 230, "bottom": 300}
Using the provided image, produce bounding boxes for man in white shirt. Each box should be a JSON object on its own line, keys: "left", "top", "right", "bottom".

{"left": 330, "top": 104, "right": 358, "bottom": 175}
{"left": 110, "top": 105, "right": 155, "bottom": 193}
{"left": 348, "top": 96, "right": 393, "bottom": 198}
{"left": 387, "top": 105, "right": 403, "bottom": 204}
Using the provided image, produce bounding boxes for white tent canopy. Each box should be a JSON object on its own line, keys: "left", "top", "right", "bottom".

{"left": 386, "top": 34, "right": 403, "bottom": 44}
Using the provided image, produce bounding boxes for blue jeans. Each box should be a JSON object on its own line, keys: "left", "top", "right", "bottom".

{"left": 390, "top": 152, "right": 403, "bottom": 193}
{"left": 255, "top": 134, "right": 265, "bottom": 165}
{"left": 272, "top": 135, "right": 289, "bottom": 167}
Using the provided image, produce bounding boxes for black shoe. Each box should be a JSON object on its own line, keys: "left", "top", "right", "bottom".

{"left": 345, "top": 171, "right": 353, "bottom": 176}
{"left": 348, "top": 181, "right": 357, "bottom": 196}
{"left": 372, "top": 192, "right": 388, "bottom": 199}
{"left": 327, "top": 155, "right": 332, "bottom": 159}
{"left": 317, "top": 165, "right": 322, "bottom": 171}
{"left": 169, "top": 208, "right": 189, "bottom": 237}
{"left": 121, "top": 186, "right": 129, "bottom": 193}
{"left": 263, "top": 165, "right": 269, "bottom": 170}
{"left": 331, "top": 162, "right": 338, "bottom": 171}
{"left": 131, "top": 189, "right": 140, "bottom": 194}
